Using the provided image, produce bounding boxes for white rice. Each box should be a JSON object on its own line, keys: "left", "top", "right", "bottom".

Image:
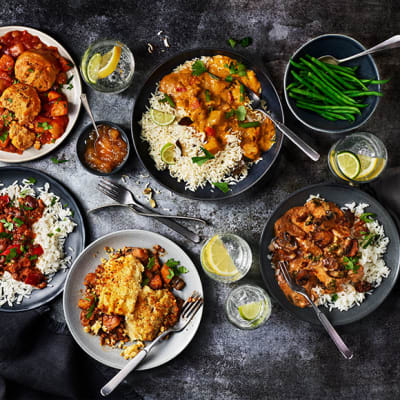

{"left": 140, "top": 57, "right": 266, "bottom": 192}
{"left": 274, "top": 195, "right": 390, "bottom": 312}
{"left": 0, "top": 179, "right": 76, "bottom": 306}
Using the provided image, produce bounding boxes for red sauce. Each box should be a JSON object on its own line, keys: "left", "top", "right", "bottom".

{"left": 0, "top": 194, "right": 47, "bottom": 288}
{"left": 0, "top": 30, "right": 72, "bottom": 154}
{"left": 84, "top": 124, "right": 128, "bottom": 173}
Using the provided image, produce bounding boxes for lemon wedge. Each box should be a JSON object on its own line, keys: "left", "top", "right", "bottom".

{"left": 356, "top": 154, "right": 378, "bottom": 179}
{"left": 205, "top": 235, "right": 239, "bottom": 277}
{"left": 97, "top": 45, "right": 122, "bottom": 79}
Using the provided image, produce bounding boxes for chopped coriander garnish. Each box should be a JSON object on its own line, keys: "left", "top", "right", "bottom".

{"left": 28, "top": 177, "right": 36, "bottom": 184}
{"left": 0, "top": 132, "right": 8, "bottom": 143}
{"left": 212, "top": 182, "right": 230, "bottom": 193}
{"left": 191, "top": 60, "right": 207, "bottom": 76}
{"left": 191, "top": 147, "right": 215, "bottom": 166}
{"left": 166, "top": 259, "right": 180, "bottom": 268}
{"left": 331, "top": 293, "right": 338, "bottom": 302}
{"left": 146, "top": 256, "right": 155, "bottom": 270}
{"left": 205, "top": 89, "right": 211, "bottom": 102}
{"left": 13, "top": 217, "right": 24, "bottom": 227}
{"left": 29, "top": 255, "right": 38, "bottom": 261}
{"left": 165, "top": 258, "right": 188, "bottom": 280}
{"left": 28, "top": 68, "right": 34, "bottom": 73}
{"left": 1, "top": 219, "right": 13, "bottom": 231}
{"left": 239, "top": 121, "right": 261, "bottom": 128}
{"left": 6, "top": 247, "right": 17, "bottom": 263}
{"left": 56, "top": 227, "right": 61, "bottom": 232}
{"left": 50, "top": 197, "right": 57, "bottom": 206}
{"left": 51, "top": 157, "right": 68, "bottom": 164}
{"left": 47, "top": 233, "right": 54, "bottom": 237}
{"left": 141, "top": 277, "right": 150, "bottom": 287}
{"left": 166, "top": 268, "right": 174, "bottom": 280}
{"left": 225, "top": 75, "right": 233, "bottom": 83}
{"left": 343, "top": 256, "right": 360, "bottom": 272}
{"left": 7, "top": 98, "right": 12, "bottom": 103}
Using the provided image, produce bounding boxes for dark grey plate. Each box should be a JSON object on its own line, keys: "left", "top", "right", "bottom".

{"left": 260, "top": 183, "right": 400, "bottom": 326}
{"left": 0, "top": 166, "right": 86, "bottom": 312}
{"left": 284, "top": 34, "right": 381, "bottom": 134}
{"left": 131, "top": 48, "right": 284, "bottom": 200}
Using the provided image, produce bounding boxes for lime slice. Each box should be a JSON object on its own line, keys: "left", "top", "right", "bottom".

{"left": 239, "top": 301, "right": 262, "bottom": 321}
{"left": 356, "top": 154, "right": 378, "bottom": 179}
{"left": 86, "top": 53, "right": 102, "bottom": 84}
{"left": 336, "top": 151, "right": 361, "bottom": 179}
{"left": 150, "top": 109, "right": 175, "bottom": 126}
{"left": 98, "top": 45, "right": 122, "bottom": 79}
{"left": 161, "top": 142, "right": 177, "bottom": 165}
{"left": 205, "top": 235, "right": 239, "bottom": 277}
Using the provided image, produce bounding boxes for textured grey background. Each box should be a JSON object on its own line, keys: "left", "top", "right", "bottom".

{"left": 1, "top": 0, "right": 400, "bottom": 399}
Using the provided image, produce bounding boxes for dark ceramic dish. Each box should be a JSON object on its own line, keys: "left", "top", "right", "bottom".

{"left": 131, "top": 48, "right": 284, "bottom": 201}
{"left": 260, "top": 183, "right": 400, "bottom": 326}
{"left": 284, "top": 34, "right": 381, "bottom": 134}
{"left": 0, "top": 166, "right": 86, "bottom": 312}
{"left": 77, "top": 121, "right": 131, "bottom": 176}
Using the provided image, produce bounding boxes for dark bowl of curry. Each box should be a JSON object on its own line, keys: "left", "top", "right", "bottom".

{"left": 77, "top": 121, "right": 130, "bottom": 176}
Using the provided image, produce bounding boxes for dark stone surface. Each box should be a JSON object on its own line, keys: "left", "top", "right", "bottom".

{"left": 1, "top": 0, "right": 400, "bottom": 398}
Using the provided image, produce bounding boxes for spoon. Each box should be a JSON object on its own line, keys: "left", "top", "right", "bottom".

{"left": 319, "top": 35, "right": 400, "bottom": 65}
{"left": 80, "top": 93, "right": 100, "bottom": 138}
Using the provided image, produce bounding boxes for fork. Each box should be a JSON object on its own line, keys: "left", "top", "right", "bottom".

{"left": 241, "top": 84, "right": 320, "bottom": 162}
{"left": 100, "top": 291, "right": 204, "bottom": 397}
{"left": 278, "top": 261, "right": 353, "bottom": 359}
{"left": 94, "top": 179, "right": 206, "bottom": 243}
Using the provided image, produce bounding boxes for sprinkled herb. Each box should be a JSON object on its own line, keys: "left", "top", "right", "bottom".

{"left": 28, "top": 177, "right": 36, "bottom": 184}
{"left": 343, "top": 256, "right": 360, "bottom": 272}
{"left": 205, "top": 89, "right": 211, "bottom": 102}
{"left": 239, "top": 121, "right": 260, "bottom": 128}
{"left": 228, "top": 38, "right": 237, "bottom": 48}
{"left": 51, "top": 157, "right": 68, "bottom": 164}
{"left": 13, "top": 218, "right": 24, "bottom": 227}
{"left": 361, "top": 233, "right": 379, "bottom": 248}
{"left": 225, "top": 74, "right": 233, "bottom": 82}
{"left": 166, "top": 259, "right": 180, "bottom": 268}
{"left": 192, "top": 147, "right": 215, "bottom": 166}
{"left": 212, "top": 182, "right": 230, "bottom": 193}
{"left": 19, "top": 189, "right": 30, "bottom": 198}
{"left": 225, "top": 109, "right": 235, "bottom": 119}
{"left": 7, "top": 98, "right": 12, "bottom": 103}
{"left": 0, "top": 232, "right": 12, "bottom": 239}
{"left": 192, "top": 60, "right": 207, "bottom": 76}
{"left": 141, "top": 277, "right": 150, "bottom": 287}
{"left": 47, "top": 233, "right": 54, "bottom": 237}
{"left": 28, "top": 68, "right": 34, "bottom": 73}
{"left": 6, "top": 248, "right": 17, "bottom": 263}
{"left": 160, "top": 94, "right": 175, "bottom": 108}
{"left": 0, "top": 132, "right": 8, "bottom": 143}
{"left": 360, "top": 212, "right": 376, "bottom": 223}
{"left": 146, "top": 256, "right": 155, "bottom": 270}
{"left": 239, "top": 37, "right": 253, "bottom": 47}
{"left": 50, "top": 197, "right": 57, "bottom": 206}
{"left": 1, "top": 219, "right": 13, "bottom": 231}
{"left": 165, "top": 258, "right": 188, "bottom": 280}
{"left": 29, "top": 255, "right": 38, "bottom": 261}
{"left": 166, "top": 268, "right": 174, "bottom": 280}
{"left": 56, "top": 227, "right": 61, "bottom": 232}
{"left": 331, "top": 293, "right": 338, "bottom": 302}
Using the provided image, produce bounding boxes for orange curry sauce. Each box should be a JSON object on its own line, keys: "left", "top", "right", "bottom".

{"left": 159, "top": 55, "right": 275, "bottom": 160}
{"left": 0, "top": 30, "right": 72, "bottom": 153}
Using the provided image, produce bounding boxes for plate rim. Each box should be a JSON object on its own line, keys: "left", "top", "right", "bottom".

{"left": 63, "top": 228, "right": 204, "bottom": 370}
{"left": 283, "top": 33, "right": 380, "bottom": 134}
{"left": 0, "top": 25, "right": 82, "bottom": 163}
{"left": 0, "top": 165, "right": 86, "bottom": 312}
{"left": 130, "top": 47, "right": 284, "bottom": 201}
{"left": 259, "top": 182, "right": 400, "bottom": 325}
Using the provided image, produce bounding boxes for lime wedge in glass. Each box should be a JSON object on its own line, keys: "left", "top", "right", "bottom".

{"left": 239, "top": 301, "right": 262, "bottom": 321}
{"left": 86, "top": 53, "right": 102, "bottom": 84}
{"left": 336, "top": 151, "right": 361, "bottom": 179}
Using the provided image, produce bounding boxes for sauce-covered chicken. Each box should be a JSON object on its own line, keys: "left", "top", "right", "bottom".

{"left": 270, "top": 198, "right": 371, "bottom": 308}
{"left": 159, "top": 55, "right": 275, "bottom": 160}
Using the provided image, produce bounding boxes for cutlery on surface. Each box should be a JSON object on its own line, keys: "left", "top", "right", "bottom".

{"left": 100, "top": 291, "right": 203, "bottom": 397}
{"left": 95, "top": 179, "right": 205, "bottom": 243}
{"left": 243, "top": 85, "right": 320, "bottom": 162}
{"left": 318, "top": 35, "right": 400, "bottom": 65}
{"left": 80, "top": 93, "right": 100, "bottom": 138}
{"left": 278, "top": 260, "right": 353, "bottom": 360}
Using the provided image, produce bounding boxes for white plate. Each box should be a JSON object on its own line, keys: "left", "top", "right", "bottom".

{"left": 0, "top": 26, "right": 82, "bottom": 163}
{"left": 63, "top": 229, "right": 204, "bottom": 370}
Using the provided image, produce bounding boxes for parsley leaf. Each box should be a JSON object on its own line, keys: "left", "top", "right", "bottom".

{"left": 191, "top": 147, "right": 215, "bottom": 166}
{"left": 51, "top": 157, "right": 68, "bottom": 164}
{"left": 166, "top": 268, "right": 174, "bottom": 280}
{"left": 6, "top": 247, "right": 17, "bottom": 263}
{"left": 13, "top": 217, "right": 24, "bottom": 227}
{"left": 1, "top": 219, "right": 13, "bottom": 231}
{"left": 343, "top": 256, "right": 360, "bottom": 272}
{"left": 28, "top": 177, "right": 36, "bottom": 184}
{"left": 166, "top": 259, "right": 180, "bottom": 268}
{"left": 165, "top": 258, "right": 188, "bottom": 280}
{"left": 192, "top": 60, "right": 207, "bottom": 76}
{"left": 212, "top": 182, "right": 230, "bottom": 193}
{"left": 141, "top": 277, "right": 150, "bottom": 287}
{"left": 331, "top": 293, "right": 338, "bottom": 302}
{"left": 146, "top": 256, "right": 155, "bottom": 270}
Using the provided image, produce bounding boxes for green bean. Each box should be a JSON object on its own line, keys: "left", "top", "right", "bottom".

{"left": 344, "top": 90, "right": 383, "bottom": 97}
{"left": 360, "top": 79, "right": 390, "bottom": 85}
{"left": 289, "top": 59, "right": 308, "bottom": 71}
{"left": 286, "top": 82, "right": 299, "bottom": 91}
{"left": 332, "top": 70, "right": 369, "bottom": 90}
{"left": 343, "top": 113, "right": 356, "bottom": 122}
{"left": 295, "top": 101, "right": 361, "bottom": 114}
{"left": 296, "top": 103, "right": 349, "bottom": 120}
{"left": 319, "top": 112, "right": 337, "bottom": 121}
{"left": 312, "top": 58, "right": 358, "bottom": 74}
{"left": 290, "top": 88, "right": 336, "bottom": 104}
{"left": 290, "top": 70, "right": 319, "bottom": 94}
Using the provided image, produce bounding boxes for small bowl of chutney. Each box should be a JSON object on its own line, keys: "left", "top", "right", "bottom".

{"left": 77, "top": 121, "right": 130, "bottom": 176}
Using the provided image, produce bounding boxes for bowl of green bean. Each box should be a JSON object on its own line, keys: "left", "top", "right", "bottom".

{"left": 284, "top": 34, "right": 388, "bottom": 134}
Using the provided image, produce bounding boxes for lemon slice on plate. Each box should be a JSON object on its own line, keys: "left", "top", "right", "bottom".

{"left": 205, "top": 235, "right": 239, "bottom": 277}
{"left": 98, "top": 45, "right": 122, "bottom": 79}
{"left": 336, "top": 151, "right": 361, "bottom": 179}
{"left": 238, "top": 301, "right": 262, "bottom": 321}
{"left": 151, "top": 109, "right": 175, "bottom": 126}
{"left": 86, "top": 53, "right": 102, "bottom": 84}
{"left": 160, "top": 142, "right": 177, "bottom": 165}
{"left": 357, "top": 154, "right": 378, "bottom": 179}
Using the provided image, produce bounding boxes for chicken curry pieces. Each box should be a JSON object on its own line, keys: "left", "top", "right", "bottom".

{"left": 159, "top": 55, "right": 275, "bottom": 161}
{"left": 270, "top": 198, "right": 372, "bottom": 308}
{"left": 0, "top": 30, "right": 72, "bottom": 154}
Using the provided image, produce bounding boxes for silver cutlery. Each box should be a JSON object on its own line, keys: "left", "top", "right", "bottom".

{"left": 80, "top": 93, "right": 100, "bottom": 137}
{"left": 243, "top": 85, "right": 320, "bottom": 162}
{"left": 100, "top": 291, "right": 203, "bottom": 397}
{"left": 94, "top": 179, "right": 205, "bottom": 243}
{"left": 278, "top": 260, "right": 353, "bottom": 359}
{"left": 319, "top": 34, "right": 400, "bottom": 65}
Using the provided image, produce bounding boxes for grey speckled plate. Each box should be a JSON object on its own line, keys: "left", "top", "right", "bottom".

{"left": 63, "top": 229, "right": 203, "bottom": 370}
{"left": 0, "top": 166, "right": 86, "bottom": 312}
{"left": 260, "top": 183, "right": 400, "bottom": 326}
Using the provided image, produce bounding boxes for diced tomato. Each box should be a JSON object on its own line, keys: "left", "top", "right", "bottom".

{"left": 205, "top": 126, "right": 216, "bottom": 137}
{"left": 0, "top": 54, "right": 14, "bottom": 73}
{"left": 176, "top": 86, "right": 187, "bottom": 92}
{"left": 31, "top": 245, "right": 43, "bottom": 257}
{"left": 0, "top": 195, "right": 9, "bottom": 205}
{"left": 24, "top": 271, "right": 43, "bottom": 286}
{"left": 190, "top": 97, "right": 201, "bottom": 110}
{"left": 1, "top": 245, "right": 22, "bottom": 257}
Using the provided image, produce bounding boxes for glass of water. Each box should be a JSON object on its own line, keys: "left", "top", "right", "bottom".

{"left": 225, "top": 284, "right": 272, "bottom": 330}
{"left": 80, "top": 39, "right": 135, "bottom": 93}
{"left": 200, "top": 233, "right": 252, "bottom": 283}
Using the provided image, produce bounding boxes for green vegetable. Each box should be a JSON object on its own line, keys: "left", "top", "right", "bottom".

{"left": 165, "top": 258, "right": 188, "bottom": 280}
{"left": 239, "top": 121, "right": 260, "bottom": 128}
{"left": 208, "top": 72, "right": 220, "bottom": 80}
{"left": 6, "top": 248, "right": 17, "bottom": 263}
{"left": 192, "top": 60, "right": 207, "bottom": 76}
{"left": 146, "top": 256, "right": 155, "bottom": 270}
{"left": 50, "top": 197, "right": 57, "bottom": 206}
{"left": 239, "top": 37, "right": 253, "bottom": 47}
{"left": 361, "top": 233, "right": 379, "bottom": 248}
{"left": 141, "top": 277, "right": 150, "bottom": 287}
{"left": 343, "top": 256, "right": 360, "bottom": 272}
{"left": 240, "top": 83, "right": 245, "bottom": 102}
{"left": 205, "top": 89, "right": 211, "bottom": 102}
{"left": 225, "top": 109, "right": 235, "bottom": 119}
{"left": 86, "top": 294, "right": 98, "bottom": 319}
{"left": 360, "top": 212, "right": 376, "bottom": 223}
{"left": 166, "top": 268, "right": 174, "bottom": 280}
{"left": 29, "top": 255, "right": 38, "bottom": 261}
{"left": 0, "top": 132, "right": 8, "bottom": 143}
{"left": 191, "top": 147, "right": 215, "bottom": 166}
{"left": 28, "top": 177, "right": 37, "bottom": 184}
{"left": 331, "top": 294, "right": 338, "bottom": 302}
{"left": 160, "top": 94, "right": 175, "bottom": 108}
{"left": 228, "top": 38, "right": 237, "bottom": 48}
{"left": 13, "top": 218, "right": 24, "bottom": 227}
{"left": 37, "top": 121, "right": 52, "bottom": 131}
{"left": 235, "top": 105, "right": 246, "bottom": 121}
{"left": 225, "top": 75, "right": 233, "bottom": 82}
{"left": 1, "top": 219, "right": 13, "bottom": 231}
{"left": 51, "top": 157, "right": 68, "bottom": 164}
{"left": 212, "top": 182, "right": 230, "bottom": 193}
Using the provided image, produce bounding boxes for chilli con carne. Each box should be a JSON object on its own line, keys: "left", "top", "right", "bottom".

{"left": 0, "top": 193, "right": 46, "bottom": 288}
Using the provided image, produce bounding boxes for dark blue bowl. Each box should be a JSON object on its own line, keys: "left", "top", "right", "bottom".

{"left": 284, "top": 34, "right": 381, "bottom": 134}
